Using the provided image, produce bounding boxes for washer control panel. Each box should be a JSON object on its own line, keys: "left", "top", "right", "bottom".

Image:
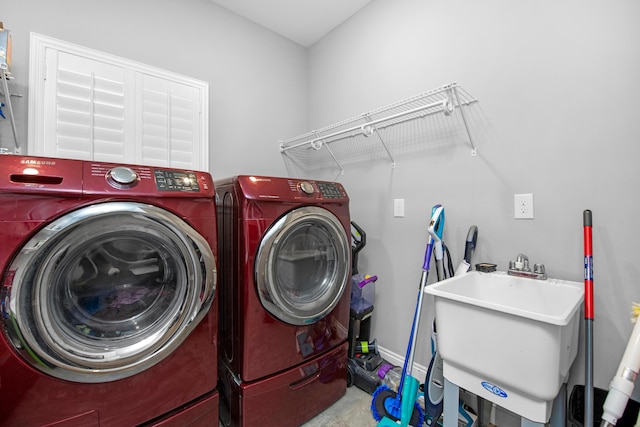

{"left": 85, "top": 161, "right": 213, "bottom": 196}
{"left": 154, "top": 170, "right": 200, "bottom": 192}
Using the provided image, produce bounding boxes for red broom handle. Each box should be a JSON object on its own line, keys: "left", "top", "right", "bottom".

{"left": 583, "top": 210, "right": 594, "bottom": 319}
{"left": 583, "top": 209, "right": 594, "bottom": 427}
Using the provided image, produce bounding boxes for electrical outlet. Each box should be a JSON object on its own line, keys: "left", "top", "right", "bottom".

{"left": 394, "top": 199, "right": 405, "bottom": 218}
{"left": 514, "top": 193, "right": 534, "bottom": 219}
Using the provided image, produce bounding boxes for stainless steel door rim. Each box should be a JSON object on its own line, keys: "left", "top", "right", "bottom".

{"left": 2, "top": 202, "right": 216, "bottom": 383}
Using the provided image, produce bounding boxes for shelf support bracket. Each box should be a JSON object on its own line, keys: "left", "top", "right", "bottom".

{"left": 312, "top": 132, "right": 345, "bottom": 176}
{"left": 363, "top": 116, "right": 396, "bottom": 168}
{"left": 451, "top": 86, "right": 476, "bottom": 156}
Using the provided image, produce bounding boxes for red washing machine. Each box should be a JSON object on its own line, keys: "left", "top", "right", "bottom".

{"left": 0, "top": 155, "right": 219, "bottom": 426}
{"left": 215, "top": 175, "right": 351, "bottom": 427}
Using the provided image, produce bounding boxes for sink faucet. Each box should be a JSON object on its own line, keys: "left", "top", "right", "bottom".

{"left": 508, "top": 253, "right": 547, "bottom": 280}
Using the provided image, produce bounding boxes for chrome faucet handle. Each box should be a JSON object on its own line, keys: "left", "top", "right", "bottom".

{"left": 514, "top": 253, "right": 530, "bottom": 271}
{"left": 508, "top": 254, "right": 547, "bottom": 279}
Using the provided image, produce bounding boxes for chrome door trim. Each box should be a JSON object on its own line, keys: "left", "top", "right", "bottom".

{"left": 255, "top": 206, "right": 350, "bottom": 325}
{"left": 1, "top": 202, "right": 216, "bottom": 383}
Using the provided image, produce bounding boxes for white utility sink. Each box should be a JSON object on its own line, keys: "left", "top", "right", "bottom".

{"left": 424, "top": 271, "right": 584, "bottom": 423}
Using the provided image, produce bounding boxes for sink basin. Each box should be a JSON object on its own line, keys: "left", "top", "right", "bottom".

{"left": 424, "top": 271, "right": 584, "bottom": 423}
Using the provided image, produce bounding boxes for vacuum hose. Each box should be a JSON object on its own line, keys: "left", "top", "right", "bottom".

{"left": 600, "top": 307, "right": 640, "bottom": 427}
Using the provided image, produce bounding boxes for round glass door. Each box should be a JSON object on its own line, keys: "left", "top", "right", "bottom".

{"left": 1, "top": 202, "right": 216, "bottom": 383}
{"left": 255, "top": 206, "right": 350, "bottom": 325}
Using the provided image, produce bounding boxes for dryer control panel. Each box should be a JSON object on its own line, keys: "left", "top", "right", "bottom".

{"left": 290, "top": 179, "right": 347, "bottom": 200}
{"left": 234, "top": 175, "right": 348, "bottom": 202}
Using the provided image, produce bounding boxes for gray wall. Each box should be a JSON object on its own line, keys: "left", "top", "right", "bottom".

{"left": 1, "top": 0, "right": 304, "bottom": 178}
{"left": 3, "top": 0, "right": 640, "bottom": 412}
{"left": 305, "top": 0, "right": 640, "bottom": 402}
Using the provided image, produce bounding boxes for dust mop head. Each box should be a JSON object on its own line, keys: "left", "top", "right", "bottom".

{"left": 371, "top": 384, "right": 397, "bottom": 421}
{"left": 371, "top": 383, "right": 424, "bottom": 426}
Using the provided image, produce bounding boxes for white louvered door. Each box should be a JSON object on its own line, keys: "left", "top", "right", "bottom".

{"left": 29, "top": 33, "right": 209, "bottom": 170}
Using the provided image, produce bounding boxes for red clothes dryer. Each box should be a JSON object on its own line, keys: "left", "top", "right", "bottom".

{"left": 215, "top": 175, "right": 351, "bottom": 427}
{"left": 0, "top": 155, "right": 219, "bottom": 426}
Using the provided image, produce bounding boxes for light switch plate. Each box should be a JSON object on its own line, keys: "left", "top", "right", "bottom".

{"left": 394, "top": 199, "right": 405, "bottom": 218}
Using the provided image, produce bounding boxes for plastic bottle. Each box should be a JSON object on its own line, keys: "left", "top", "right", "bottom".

{"left": 377, "top": 363, "right": 403, "bottom": 392}
{"left": 350, "top": 274, "right": 377, "bottom": 316}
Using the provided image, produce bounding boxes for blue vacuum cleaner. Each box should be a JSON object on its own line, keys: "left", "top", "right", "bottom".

{"left": 371, "top": 205, "right": 445, "bottom": 427}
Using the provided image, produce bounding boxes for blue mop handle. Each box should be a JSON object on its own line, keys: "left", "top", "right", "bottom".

{"left": 397, "top": 259, "right": 431, "bottom": 394}
{"left": 423, "top": 239, "right": 434, "bottom": 271}
{"left": 397, "top": 226, "right": 435, "bottom": 397}
{"left": 396, "top": 205, "right": 441, "bottom": 397}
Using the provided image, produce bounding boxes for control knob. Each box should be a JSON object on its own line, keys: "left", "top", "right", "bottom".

{"left": 107, "top": 166, "right": 138, "bottom": 188}
{"left": 298, "top": 181, "right": 314, "bottom": 195}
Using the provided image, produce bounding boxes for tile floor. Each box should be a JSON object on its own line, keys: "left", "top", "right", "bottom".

{"left": 302, "top": 385, "right": 377, "bottom": 426}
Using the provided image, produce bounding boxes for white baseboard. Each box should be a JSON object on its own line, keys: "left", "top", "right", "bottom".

{"left": 378, "top": 344, "right": 428, "bottom": 382}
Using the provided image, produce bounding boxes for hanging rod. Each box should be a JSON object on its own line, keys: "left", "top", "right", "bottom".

{"left": 279, "top": 82, "right": 478, "bottom": 172}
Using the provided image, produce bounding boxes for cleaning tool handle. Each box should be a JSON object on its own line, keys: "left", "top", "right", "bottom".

{"left": 351, "top": 221, "right": 366, "bottom": 274}
{"left": 464, "top": 225, "right": 478, "bottom": 264}
{"left": 433, "top": 242, "right": 444, "bottom": 263}
{"left": 423, "top": 241, "right": 434, "bottom": 271}
{"left": 583, "top": 210, "right": 594, "bottom": 320}
{"left": 431, "top": 205, "right": 445, "bottom": 240}
{"left": 428, "top": 205, "right": 445, "bottom": 267}
{"left": 583, "top": 209, "right": 594, "bottom": 427}
{"left": 428, "top": 205, "right": 445, "bottom": 243}
{"left": 423, "top": 205, "right": 441, "bottom": 271}
{"left": 357, "top": 275, "right": 378, "bottom": 289}
{"left": 601, "top": 312, "right": 640, "bottom": 427}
